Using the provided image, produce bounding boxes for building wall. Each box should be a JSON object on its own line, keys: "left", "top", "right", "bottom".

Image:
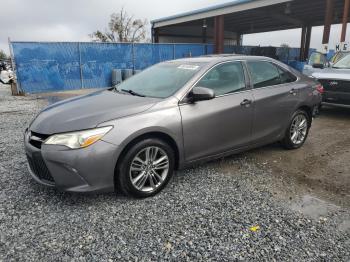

{"left": 157, "top": 26, "right": 239, "bottom": 45}
{"left": 158, "top": 36, "right": 239, "bottom": 45}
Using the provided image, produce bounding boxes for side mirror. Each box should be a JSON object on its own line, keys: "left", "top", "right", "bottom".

{"left": 189, "top": 86, "right": 215, "bottom": 102}
{"left": 312, "top": 63, "right": 324, "bottom": 69}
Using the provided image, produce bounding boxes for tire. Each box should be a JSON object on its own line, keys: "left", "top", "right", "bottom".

{"left": 116, "top": 138, "right": 175, "bottom": 198}
{"left": 281, "top": 109, "right": 311, "bottom": 150}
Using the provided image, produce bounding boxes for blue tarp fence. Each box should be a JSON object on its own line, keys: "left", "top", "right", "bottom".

{"left": 10, "top": 41, "right": 314, "bottom": 94}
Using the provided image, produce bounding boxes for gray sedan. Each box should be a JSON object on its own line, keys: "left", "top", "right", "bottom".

{"left": 24, "top": 55, "right": 322, "bottom": 197}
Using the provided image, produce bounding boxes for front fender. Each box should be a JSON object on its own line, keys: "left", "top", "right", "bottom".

{"left": 100, "top": 105, "right": 185, "bottom": 168}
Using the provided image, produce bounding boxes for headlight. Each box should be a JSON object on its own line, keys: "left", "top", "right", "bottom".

{"left": 44, "top": 126, "right": 113, "bottom": 149}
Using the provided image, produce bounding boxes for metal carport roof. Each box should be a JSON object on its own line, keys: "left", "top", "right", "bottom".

{"left": 152, "top": 0, "right": 292, "bottom": 29}
{"left": 151, "top": 0, "right": 349, "bottom": 60}
{"left": 152, "top": 0, "right": 346, "bottom": 34}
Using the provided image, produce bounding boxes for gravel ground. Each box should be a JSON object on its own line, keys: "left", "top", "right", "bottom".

{"left": 0, "top": 84, "right": 349, "bottom": 261}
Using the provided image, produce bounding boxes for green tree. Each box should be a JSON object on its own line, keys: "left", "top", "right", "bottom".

{"left": 0, "top": 49, "right": 8, "bottom": 60}
{"left": 90, "top": 8, "right": 148, "bottom": 43}
{"left": 279, "top": 43, "right": 290, "bottom": 61}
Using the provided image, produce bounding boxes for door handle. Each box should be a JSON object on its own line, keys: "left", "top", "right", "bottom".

{"left": 240, "top": 99, "right": 252, "bottom": 106}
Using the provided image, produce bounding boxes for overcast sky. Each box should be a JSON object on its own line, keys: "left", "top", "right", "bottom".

{"left": 1, "top": 0, "right": 349, "bottom": 54}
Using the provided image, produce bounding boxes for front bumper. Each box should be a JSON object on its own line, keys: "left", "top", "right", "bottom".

{"left": 322, "top": 101, "right": 350, "bottom": 108}
{"left": 24, "top": 129, "right": 119, "bottom": 193}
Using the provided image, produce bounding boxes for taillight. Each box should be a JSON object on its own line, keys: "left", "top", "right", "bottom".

{"left": 315, "top": 84, "right": 324, "bottom": 94}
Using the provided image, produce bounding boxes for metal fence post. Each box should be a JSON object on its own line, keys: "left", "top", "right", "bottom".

{"left": 78, "top": 42, "right": 84, "bottom": 89}
{"left": 173, "top": 44, "right": 176, "bottom": 59}
{"left": 7, "top": 37, "right": 21, "bottom": 95}
{"left": 132, "top": 43, "right": 135, "bottom": 72}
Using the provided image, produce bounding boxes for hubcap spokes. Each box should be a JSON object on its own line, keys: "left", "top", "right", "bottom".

{"left": 290, "top": 114, "right": 308, "bottom": 145}
{"left": 130, "top": 146, "right": 169, "bottom": 192}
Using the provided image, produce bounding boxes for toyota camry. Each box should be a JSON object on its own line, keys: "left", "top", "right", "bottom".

{"left": 24, "top": 55, "right": 322, "bottom": 197}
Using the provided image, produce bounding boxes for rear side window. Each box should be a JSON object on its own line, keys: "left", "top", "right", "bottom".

{"left": 277, "top": 66, "right": 297, "bottom": 83}
{"left": 195, "top": 62, "right": 246, "bottom": 96}
{"left": 247, "top": 61, "right": 281, "bottom": 88}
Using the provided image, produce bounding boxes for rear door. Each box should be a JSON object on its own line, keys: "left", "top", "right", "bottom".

{"left": 246, "top": 60, "right": 300, "bottom": 144}
{"left": 179, "top": 61, "right": 254, "bottom": 162}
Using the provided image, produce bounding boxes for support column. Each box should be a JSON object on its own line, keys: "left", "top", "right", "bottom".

{"left": 214, "top": 15, "right": 224, "bottom": 54}
{"left": 153, "top": 28, "right": 159, "bottom": 43}
{"left": 322, "top": 0, "right": 335, "bottom": 53}
{"left": 236, "top": 33, "right": 242, "bottom": 46}
{"left": 202, "top": 19, "right": 207, "bottom": 44}
{"left": 341, "top": 0, "right": 350, "bottom": 42}
{"left": 304, "top": 25, "right": 312, "bottom": 60}
{"left": 300, "top": 26, "right": 306, "bottom": 60}
{"left": 300, "top": 25, "right": 312, "bottom": 61}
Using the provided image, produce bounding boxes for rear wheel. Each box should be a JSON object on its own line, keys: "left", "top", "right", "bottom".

{"left": 116, "top": 138, "right": 175, "bottom": 198}
{"left": 282, "top": 110, "right": 310, "bottom": 149}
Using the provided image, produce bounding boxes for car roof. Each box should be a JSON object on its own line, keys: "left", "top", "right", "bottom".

{"left": 171, "top": 55, "right": 276, "bottom": 64}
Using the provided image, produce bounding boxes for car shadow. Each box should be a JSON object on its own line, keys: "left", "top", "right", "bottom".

{"left": 320, "top": 106, "right": 350, "bottom": 119}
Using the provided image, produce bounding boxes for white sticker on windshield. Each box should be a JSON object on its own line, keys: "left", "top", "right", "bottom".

{"left": 178, "top": 65, "right": 199, "bottom": 70}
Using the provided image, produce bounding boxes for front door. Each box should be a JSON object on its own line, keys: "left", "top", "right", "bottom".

{"left": 179, "top": 61, "right": 254, "bottom": 162}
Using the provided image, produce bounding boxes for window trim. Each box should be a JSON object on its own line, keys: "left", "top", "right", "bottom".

{"left": 245, "top": 60, "right": 299, "bottom": 91}
{"left": 179, "top": 60, "right": 250, "bottom": 103}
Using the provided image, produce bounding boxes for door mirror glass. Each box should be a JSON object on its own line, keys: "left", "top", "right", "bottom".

{"left": 190, "top": 86, "right": 215, "bottom": 102}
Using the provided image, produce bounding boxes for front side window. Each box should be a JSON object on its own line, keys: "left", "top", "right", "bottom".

{"left": 195, "top": 62, "right": 246, "bottom": 96}
{"left": 247, "top": 61, "right": 281, "bottom": 88}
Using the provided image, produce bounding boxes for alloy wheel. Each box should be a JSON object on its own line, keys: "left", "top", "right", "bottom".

{"left": 129, "top": 146, "right": 169, "bottom": 192}
{"left": 289, "top": 114, "right": 308, "bottom": 145}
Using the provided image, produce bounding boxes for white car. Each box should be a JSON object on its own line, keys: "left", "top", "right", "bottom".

{"left": 0, "top": 69, "right": 14, "bottom": 84}
{"left": 303, "top": 51, "right": 350, "bottom": 77}
{"left": 310, "top": 54, "right": 350, "bottom": 108}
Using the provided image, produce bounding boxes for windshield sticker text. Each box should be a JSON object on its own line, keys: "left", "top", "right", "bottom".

{"left": 178, "top": 65, "right": 200, "bottom": 70}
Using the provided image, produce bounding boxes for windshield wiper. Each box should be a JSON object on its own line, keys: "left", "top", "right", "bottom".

{"left": 121, "top": 89, "right": 145, "bottom": 97}
{"left": 111, "top": 86, "right": 121, "bottom": 92}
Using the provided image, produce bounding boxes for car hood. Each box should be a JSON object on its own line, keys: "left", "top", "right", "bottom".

{"left": 30, "top": 90, "right": 161, "bottom": 134}
{"left": 312, "top": 68, "right": 350, "bottom": 80}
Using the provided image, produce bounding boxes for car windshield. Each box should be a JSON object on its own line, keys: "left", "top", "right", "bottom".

{"left": 333, "top": 54, "right": 350, "bottom": 69}
{"left": 116, "top": 62, "right": 204, "bottom": 98}
{"left": 330, "top": 52, "right": 350, "bottom": 64}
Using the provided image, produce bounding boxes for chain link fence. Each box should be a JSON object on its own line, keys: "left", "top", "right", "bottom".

{"left": 10, "top": 41, "right": 311, "bottom": 94}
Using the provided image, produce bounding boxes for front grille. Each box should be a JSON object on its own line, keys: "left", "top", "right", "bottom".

{"left": 27, "top": 152, "right": 55, "bottom": 183}
{"left": 318, "top": 79, "right": 350, "bottom": 104}
{"left": 318, "top": 79, "right": 350, "bottom": 93}
{"left": 29, "top": 131, "right": 50, "bottom": 149}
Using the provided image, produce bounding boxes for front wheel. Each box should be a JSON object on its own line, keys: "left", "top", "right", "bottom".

{"left": 282, "top": 110, "right": 311, "bottom": 149}
{"left": 116, "top": 138, "right": 175, "bottom": 198}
